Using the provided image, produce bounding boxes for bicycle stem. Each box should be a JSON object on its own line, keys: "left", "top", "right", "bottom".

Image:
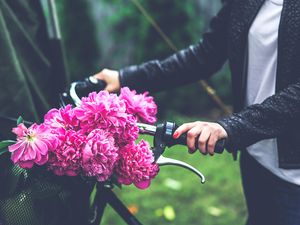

{"left": 136, "top": 123, "right": 157, "bottom": 135}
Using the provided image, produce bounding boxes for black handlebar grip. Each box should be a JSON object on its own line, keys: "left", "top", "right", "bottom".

{"left": 93, "top": 79, "right": 107, "bottom": 91}
{"left": 75, "top": 77, "right": 107, "bottom": 98}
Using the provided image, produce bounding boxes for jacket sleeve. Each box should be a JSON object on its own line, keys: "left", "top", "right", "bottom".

{"left": 217, "top": 79, "right": 300, "bottom": 151}
{"left": 119, "top": 0, "right": 232, "bottom": 93}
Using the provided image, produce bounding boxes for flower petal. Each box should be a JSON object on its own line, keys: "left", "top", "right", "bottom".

{"left": 12, "top": 123, "right": 27, "bottom": 137}
{"left": 35, "top": 154, "right": 48, "bottom": 166}
{"left": 23, "top": 146, "right": 36, "bottom": 160}
{"left": 18, "top": 160, "right": 34, "bottom": 169}
{"left": 34, "top": 139, "right": 49, "bottom": 155}
{"left": 9, "top": 142, "right": 27, "bottom": 163}
{"left": 134, "top": 180, "right": 151, "bottom": 189}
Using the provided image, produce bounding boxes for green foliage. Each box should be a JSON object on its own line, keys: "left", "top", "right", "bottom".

{"left": 0, "top": 140, "right": 15, "bottom": 150}
{"left": 102, "top": 0, "right": 203, "bottom": 62}
{"left": 0, "top": 148, "right": 8, "bottom": 156}
{"left": 101, "top": 0, "right": 231, "bottom": 118}
{"left": 58, "top": 0, "right": 232, "bottom": 118}
{"left": 56, "top": 0, "right": 101, "bottom": 81}
{"left": 17, "top": 116, "right": 23, "bottom": 125}
{"left": 0, "top": 140, "right": 15, "bottom": 156}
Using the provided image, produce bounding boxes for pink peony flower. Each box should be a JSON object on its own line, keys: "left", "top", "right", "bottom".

{"left": 74, "top": 91, "right": 128, "bottom": 133}
{"left": 115, "top": 140, "right": 159, "bottom": 189}
{"left": 82, "top": 129, "right": 119, "bottom": 181}
{"left": 8, "top": 88, "right": 160, "bottom": 188}
{"left": 8, "top": 123, "right": 58, "bottom": 169}
{"left": 119, "top": 87, "right": 157, "bottom": 124}
{"left": 74, "top": 90, "right": 139, "bottom": 144}
{"left": 48, "top": 130, "right": 85, "bottom": 176}
{"left": 113, "top": 114, "right": 139, "bottom": 148}
{"left": 44, "top": 104, "right": 79, "bottom": 131}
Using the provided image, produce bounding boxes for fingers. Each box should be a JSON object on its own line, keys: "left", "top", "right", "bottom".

{"left": 208, "top": 136, "right": 216, "bottom": 155}
{"left": 198, "top": 126, "right": 211, "bottom": 155}
{"left": 174, "top": 122, "right": 205, "bottom": 154}
{"left": 174, "top": 121, "right": 228, "bottom": 156}
{"left": 173, "top": 122, "right": 198, "bottom": 154}
{"left": 186, "top": 126, "right": 202, "bottom": 153}
{"left": 174, "top": 122, "right": 197, "bottom": 138}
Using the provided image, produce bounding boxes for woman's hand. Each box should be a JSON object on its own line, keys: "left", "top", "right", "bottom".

{"left": 93, "top": 68, "right": 120, "bottom": 93}
{"left": 173, "top": 121, "right": 228, "bottom": 155}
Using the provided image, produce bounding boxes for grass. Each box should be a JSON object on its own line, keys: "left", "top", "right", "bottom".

{"left": 99, "top": 135, "right": 247, "bottom": 225}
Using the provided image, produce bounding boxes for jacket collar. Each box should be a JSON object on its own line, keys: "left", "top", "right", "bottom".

{"left": 230, "top": 0, "right": 300, "bottom": 95}
{"left": 229, "top": 0, "right": 265, "bottom": 59}
{"left": 231, "top": 0, "right": 300, "bottom": 68}
{"left": 228, "top": 0, "right": 265, "bottom": 109}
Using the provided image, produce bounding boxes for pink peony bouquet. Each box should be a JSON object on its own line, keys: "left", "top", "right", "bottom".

{"left": 4, "top": 87, "right": 159, "bottom": 189}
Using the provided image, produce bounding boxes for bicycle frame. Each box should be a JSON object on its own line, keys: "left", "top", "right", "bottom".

{"left": 90, "top": 184, "right": 142, "bottom": 225}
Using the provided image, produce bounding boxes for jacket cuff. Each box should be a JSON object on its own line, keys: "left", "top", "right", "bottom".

{"left": 216, "top": 116, "right": 239, "bottom": 153}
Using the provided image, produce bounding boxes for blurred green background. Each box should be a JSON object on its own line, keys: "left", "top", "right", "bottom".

{"left": 56, "top": 1, "right": 244, "bottom": 224}
{"left": 56, "top": 0, "right": 232, "bottom": 119}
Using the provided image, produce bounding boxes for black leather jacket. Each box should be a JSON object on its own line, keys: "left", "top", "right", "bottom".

{"left": 119, "top": 0, "right": 300, "bottom": 169}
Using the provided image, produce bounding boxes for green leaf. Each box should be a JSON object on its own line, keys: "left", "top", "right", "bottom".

{"left": 0, "top": 140, "right": 15, "bottom": 150}
{"left": 89, "top": 184, "right": 97, "bottom": 207}
{"left": 17, "top": 116, "right": 24, "bottom": 125}
{"left": 0, "top": 148, "right": 9, "bottom": 156}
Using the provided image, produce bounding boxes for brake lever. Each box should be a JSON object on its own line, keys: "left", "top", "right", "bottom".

{"left": 156, "top": 155, "right": 205, "bottom": 183}
{"left": 138, "top": 121, "right": 226, "bottom": 184}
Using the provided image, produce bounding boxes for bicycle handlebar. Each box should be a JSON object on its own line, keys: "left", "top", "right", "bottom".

{"left": 61, "top": 77, "right": 227, "bottom": 183}
{"left": 139, "top": 122, "right": 226, "bottom": 155}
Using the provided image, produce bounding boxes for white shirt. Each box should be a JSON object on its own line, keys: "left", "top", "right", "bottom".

{"left": 246, "top": 0, "right": 300, "bottom": 185}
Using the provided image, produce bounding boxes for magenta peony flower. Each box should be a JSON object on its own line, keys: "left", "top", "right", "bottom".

{"left": 82, "top": 129, "right": 118, "bottom": 181}
{"left": 74, "top": 90, "right": 139, "bottom": 144}
{"left": 44, "top": 104, "right": 79, "bottom": 131}
{"left": 7, "top": 87, "right": 159, "bottom": 189}
{"left": 74, "top": 91, "right": 128, "bottom": 133}
{"left": 8, "top": 123, "right": 58, "bottom": 169}
{"left": 48, "top": 130, "right": 85, "bottom": 176}
{"left": 119, "top": 87, "right": 157, "bottom": 124}
{"left": 115, "top": 140, "right": 159, "bottom": 189}
{"left": 113, "top": 114, "right": 139, "bottom": 148}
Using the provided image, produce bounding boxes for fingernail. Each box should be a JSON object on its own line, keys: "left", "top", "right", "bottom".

{"left": 173, "top": 131, "right": 179, "bottom": 139}
{"left": 188, "top": 148, "right": 195, "bottom": 154}
{"left": 200, "top": 150, "right": 207, "bottom": 155}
